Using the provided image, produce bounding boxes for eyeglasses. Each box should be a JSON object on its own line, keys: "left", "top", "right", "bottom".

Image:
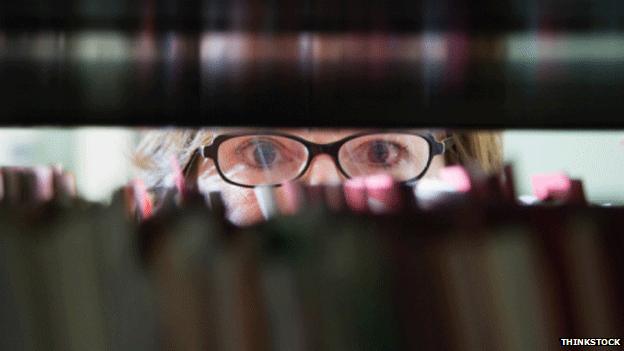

{"left": 194, "top": 131, "right": 451, "bottom": 188}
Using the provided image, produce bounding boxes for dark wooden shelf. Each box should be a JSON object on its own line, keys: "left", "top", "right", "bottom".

{"left": 1, "top": 1, "right": 623, "bottom": 128}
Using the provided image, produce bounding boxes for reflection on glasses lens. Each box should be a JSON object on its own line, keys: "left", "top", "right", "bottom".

{"left": 339, "top": 134, "right": 430, "bottom": 181}
{"left": 218, "top": 135, "right": 309, "bottom": 186}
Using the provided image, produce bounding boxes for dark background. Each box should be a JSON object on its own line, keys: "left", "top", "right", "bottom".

{"left": 1, "top": 0, "right": 623, "bottom": 127}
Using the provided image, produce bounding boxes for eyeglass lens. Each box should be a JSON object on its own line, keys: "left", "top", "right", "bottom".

{"left": 218, "top": 135, "right": 309, "bottom": 186}
{"left": 339, "top": 134, "right": 430, "bottom": 181}
{"left": 216, "top": 134, "right": 431, "bottom": 186}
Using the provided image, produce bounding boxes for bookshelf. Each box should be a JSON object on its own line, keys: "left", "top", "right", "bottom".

{"left": 1, "top": 1, "right": 624, "bottom": 127}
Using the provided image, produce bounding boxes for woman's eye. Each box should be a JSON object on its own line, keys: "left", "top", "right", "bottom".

{"left": 238, "top": 139, "right": 286, "bottom": 169}
{"left": 359, "top": 140, "right": 404, "bottom": 166}
{"left": 367, "top": 141, "right": 391, "bottom": 163}
{"left": 252, "top": 141, "right": 277, "bottom": 167}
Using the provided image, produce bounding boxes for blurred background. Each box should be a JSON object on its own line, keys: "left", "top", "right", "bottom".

{"left": 0, "top": 128, "right": 622, "bottom": 203}
{"left": 0, "top": 128, "right": 137, "bottom": 201}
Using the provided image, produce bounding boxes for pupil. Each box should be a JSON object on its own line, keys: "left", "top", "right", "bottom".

{"left": 253, "top": 142, "right": 277, "bottom": 166}
{"left": 368, "top": 142, "right": 389, "bottom": 163}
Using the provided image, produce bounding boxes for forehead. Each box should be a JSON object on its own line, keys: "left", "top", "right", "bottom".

{"left": 215, "top": 128, "right": 433, "bottom": 143}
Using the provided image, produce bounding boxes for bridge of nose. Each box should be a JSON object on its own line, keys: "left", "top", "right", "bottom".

{"left": 300, "top": 154, "right": 343, "bottom": 185}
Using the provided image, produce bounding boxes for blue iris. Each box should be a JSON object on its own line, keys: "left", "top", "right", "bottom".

{"left": 253, "top": 141, "right": 277, "bottom": 167}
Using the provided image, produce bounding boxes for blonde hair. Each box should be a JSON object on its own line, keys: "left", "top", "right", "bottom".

{"left": 133, "top": 129, "right": 503, "bottom": 189}
{"left": 444, "top": 131, "right": 503, "bottom": 174}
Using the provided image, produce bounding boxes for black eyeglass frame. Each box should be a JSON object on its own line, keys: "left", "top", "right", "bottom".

{"left": 195, "top": 131, "right": 451, "bottom": 188}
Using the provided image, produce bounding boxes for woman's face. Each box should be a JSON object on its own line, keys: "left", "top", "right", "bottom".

{"left": 195, "top": 128, "right": 446, "bottom": 225}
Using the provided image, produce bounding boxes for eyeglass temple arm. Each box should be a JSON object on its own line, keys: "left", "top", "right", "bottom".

{"left": 442, "top": 136, "right": 454, "bottom": 151}
{"left": 433, "top": 136, "right": 454, "bottom": 155}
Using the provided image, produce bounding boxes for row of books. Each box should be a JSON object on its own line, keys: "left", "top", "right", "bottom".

{"left": 0, "top": 165, "right": 622, "bottom": 350}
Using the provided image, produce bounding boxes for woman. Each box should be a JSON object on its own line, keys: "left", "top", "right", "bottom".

{"left": 134, "top": 128, "right": 502, "bottom": 225}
